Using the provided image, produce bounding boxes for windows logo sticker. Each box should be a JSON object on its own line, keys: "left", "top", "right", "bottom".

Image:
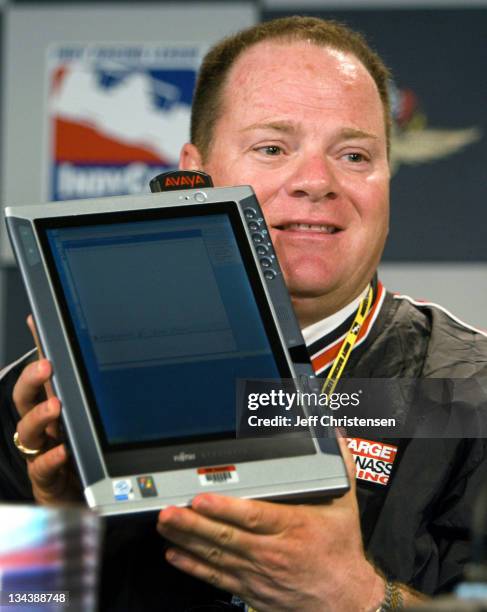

{"left": 137, "top": 476, "right": 158, "bottom": 498}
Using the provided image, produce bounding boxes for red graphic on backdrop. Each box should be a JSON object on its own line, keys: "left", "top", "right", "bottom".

{"left": 54, "top": 118, "right": 167, "bottom": 164}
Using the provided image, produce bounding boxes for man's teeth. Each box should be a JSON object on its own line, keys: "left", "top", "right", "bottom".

{"left": 286, "top": 223, "right": 337, "bottom": 234}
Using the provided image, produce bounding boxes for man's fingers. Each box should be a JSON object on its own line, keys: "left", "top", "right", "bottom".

{"left": 12, "top": 359, "right": 52, "bottom": 417}
{"left": 158, "top": 505, "right": 254, "bottom": 560}
{"left": 190, "top": 494, "right": 293, "bottom": 534}
{"left": 165, "top": 546, "right": 242, "bottom": 594}
{"left": 26, "top": 316, "right": 56, "bottom": 400}
{"left": 28, "top": 444, "right": 69, "bottom": 492}
{"left": 159, "top": 520, "right": 245, "bottom": 570}
{"left": 26, "top": 314, "right": 37, "bottom": 338}
{"left": 16, "top": 397, "right": 61, "bottom": 452}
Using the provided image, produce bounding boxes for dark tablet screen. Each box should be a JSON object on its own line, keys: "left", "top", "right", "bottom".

{"left": 40, "top": 205, "right": 289, "bottom": 451}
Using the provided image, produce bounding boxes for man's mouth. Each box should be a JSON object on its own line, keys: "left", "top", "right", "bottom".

{"left": 276, "top": 223, "right": 340, "bottom": 235}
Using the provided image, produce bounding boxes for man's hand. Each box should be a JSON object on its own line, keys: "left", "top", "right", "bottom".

{"left": 12, "top": 318, "right": 82, "bottom": 505}
{"left": 157, "top": 438, "right": 385, "bottom": 612}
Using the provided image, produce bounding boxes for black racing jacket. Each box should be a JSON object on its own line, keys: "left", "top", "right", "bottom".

{"left": 307, "top": 287, "right": 487, "bottom": 595}
{"left": 1, "top": 287, "right": 487, "bottom": 609}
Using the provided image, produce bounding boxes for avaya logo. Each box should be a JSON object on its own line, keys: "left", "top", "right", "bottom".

{"left": 164, "top": 175, "right": 206, "bottom": 188}
{"left": 173, "top": 451, "right": 196, "bottom": 462}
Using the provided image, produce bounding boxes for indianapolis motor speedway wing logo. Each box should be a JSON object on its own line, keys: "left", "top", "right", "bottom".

{"left": 46, "top": 44, "right": 204, "bottom": 201}
{"left": 389, "top": 82, "right": 482, "bottom": 174}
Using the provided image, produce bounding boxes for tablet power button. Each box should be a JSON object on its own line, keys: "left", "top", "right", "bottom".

{"left": 194, "top": 192, "right": 207, "bottom": 203}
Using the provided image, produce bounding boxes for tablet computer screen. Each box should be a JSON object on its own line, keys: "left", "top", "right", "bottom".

{"left": 40, "top": 206, "right": 288, "bottom": 450}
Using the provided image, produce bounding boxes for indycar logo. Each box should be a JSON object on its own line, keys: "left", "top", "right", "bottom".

{"left": 47, "top": 44, "right": 202, "bottom": 200}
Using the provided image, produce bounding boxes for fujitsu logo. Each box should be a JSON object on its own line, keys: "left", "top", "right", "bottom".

{"left": 173, "top": 451, "right": 196, "bottom": 463}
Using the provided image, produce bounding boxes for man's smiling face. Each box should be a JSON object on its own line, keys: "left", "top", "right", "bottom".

{"left": 181, "top": 40, "right": 390, "bottom": 325}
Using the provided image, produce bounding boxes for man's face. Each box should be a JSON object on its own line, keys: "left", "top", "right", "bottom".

{"left": 181, "top": 40, "right": 390, "bottom": 323}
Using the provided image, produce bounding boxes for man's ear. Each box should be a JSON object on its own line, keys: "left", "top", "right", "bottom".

{"left": 179, "top": 143, "right": 204, "bottom": 171}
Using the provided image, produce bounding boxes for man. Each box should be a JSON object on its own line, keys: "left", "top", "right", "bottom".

{"left": 3, "top": 16, "right": 487, "bottom": 612}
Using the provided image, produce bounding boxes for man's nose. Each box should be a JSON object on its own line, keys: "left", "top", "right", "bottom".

{"left": 285, "top": 153, "right": 338, "bottom": 202}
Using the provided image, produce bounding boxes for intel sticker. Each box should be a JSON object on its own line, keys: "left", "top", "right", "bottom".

{"left": 113, "top": 479, "right": 134, "bottom": 501}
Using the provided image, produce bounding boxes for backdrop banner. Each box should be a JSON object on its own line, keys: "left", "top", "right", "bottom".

{"left": 46, "top": 43, "right": 203, "bottom": 201}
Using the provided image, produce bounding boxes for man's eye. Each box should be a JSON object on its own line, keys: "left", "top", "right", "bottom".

{"left": 345, "top": 152, "right": 367, "bottom": 163}
{"left": 256, "top": 145, "right": 282, "bottom": 156}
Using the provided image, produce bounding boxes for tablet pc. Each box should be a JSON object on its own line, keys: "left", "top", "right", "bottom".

{"left": 6, "top": 185, "right": 348, "bottom": 516}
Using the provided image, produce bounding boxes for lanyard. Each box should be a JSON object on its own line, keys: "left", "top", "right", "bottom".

{"left": 320, "top": 285, "right": 374, "bottom": 396}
